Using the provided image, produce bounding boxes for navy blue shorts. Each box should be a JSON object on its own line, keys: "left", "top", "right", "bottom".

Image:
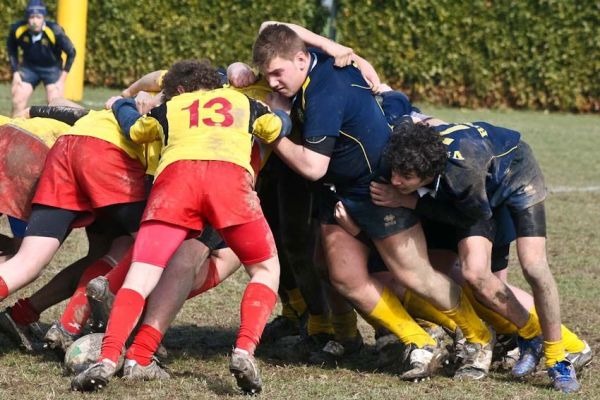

{"left": 318, "top": 187, "right": 419, "bottom": 240}
{"left": 19, "top": 64, "right": 62, "bottom": 87}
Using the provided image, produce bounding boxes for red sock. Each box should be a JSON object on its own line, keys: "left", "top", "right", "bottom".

{"left": 125, "top": 324, "right": 163, "bottom": 366}
{"left": 187, "top": 259, "right": 220, "bottom": 299}
{"left": 60, "top": 259, "right": 113, "bottom": 335}
{"left": 10, "top": 298, "right": 40, "bottom": 325}
{"left": 235, "top": 282, "right": 277, "bottom": 354}
{"left": 100, "top": 288, "right": 145, "bottom": 364}
{"left": 0, "top": 277, "right": 8, "bottom": 301}
{"left": 105, "top": 247, "right": 133, "bottom": 294}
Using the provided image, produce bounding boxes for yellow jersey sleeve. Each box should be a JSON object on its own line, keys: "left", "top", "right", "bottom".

{"left": 252, "top": 113, "right": 283, "bottom": 144}
{"left": 129, "top": 115, "right": 163, "bottom": 144}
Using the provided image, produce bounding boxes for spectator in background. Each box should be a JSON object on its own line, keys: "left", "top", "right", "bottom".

{"left": 6, "top": 0, "right": 76, "bottom": 117}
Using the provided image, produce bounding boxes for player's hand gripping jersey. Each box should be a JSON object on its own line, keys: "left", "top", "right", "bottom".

{"left": 112, "top": 87, "right": 290, "bottom": 178}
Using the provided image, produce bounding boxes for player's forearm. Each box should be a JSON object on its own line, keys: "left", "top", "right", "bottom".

{"left": 61, "top": 37, "right": 77, "bottom": 72}
{"left": 112, "top": 98, "right": 143, "bottom": 139}
{"left": 8, "top": 50, "right": 19, "bottom": 73}
{"left": 123, "top": 71, "right": 164, "bottom": 97}
{"left": 272, "top": 138, "right": 329, "bottom": 181}
{"left": 260, "top": 21, "right": 336, "bottom": 53}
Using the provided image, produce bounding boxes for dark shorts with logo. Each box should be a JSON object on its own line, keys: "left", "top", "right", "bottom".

{"left": 19, "top": 63, "right": 62, "bottom": 87}
{"left": 318, "top": 187, "right": 419, "bottom": 240}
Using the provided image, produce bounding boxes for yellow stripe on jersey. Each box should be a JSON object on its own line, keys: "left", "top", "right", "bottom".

{"left": 492, "top": 145, "right": 518, "bottom": 159}
{"left": 15, "top": 24, "right": 28, "bottom": 39}
{"left": 157, "top": 70, "right": 168, "bottom": 88}
{"left": 465, "top": 122, "right": 489, "bottom": 137}
{"left": 301, "top": 77, "right": 311, "bottom": 110}
{"left": 339, "top": 130, "right": 372, "bottom": 173}
{"left": 439, "top": 124, "right": 470, "bottom": 136}
{"left": 8, "top": 117, "right": 70, "bottom": 147}
{"left": 66, "top": 109, "right": 147, "bottom": 165}
{"left": 43, "top": 26, "right": 56, "bottom": 45}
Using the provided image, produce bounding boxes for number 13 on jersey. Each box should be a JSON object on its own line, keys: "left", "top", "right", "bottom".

{"left": 182, "top": 97, "right": 235, "bottom": 128}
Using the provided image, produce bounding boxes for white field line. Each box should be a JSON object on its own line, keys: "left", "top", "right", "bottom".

{"left": 548, "top": 186, "right": 600, "bottom": 193}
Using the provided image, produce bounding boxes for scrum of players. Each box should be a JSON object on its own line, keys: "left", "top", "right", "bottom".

{"left": 0, "top": 22, "right": 592, "bottom": 395}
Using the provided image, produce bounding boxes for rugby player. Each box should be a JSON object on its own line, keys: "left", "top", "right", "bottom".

{"left": 71, "top": 59, "right": 290, "bottom": 394}
{"left": 252, "top": 22, "right": 495, "bottom": 381}
{"left": 380, "top": 101, "right": 585, "bottom": 392}
{"left": 0, "top": 99, "right": 149, "bottom": 308}
{"left": 0, "top": 107, "right": 139, "bottom": 351}
{"left": 6, "top": 0, "right": 76, "bottom": 117}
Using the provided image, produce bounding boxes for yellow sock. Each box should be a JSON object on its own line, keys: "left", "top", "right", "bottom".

{"left": 402, "top": 289, "right": 458, "bottom": 333}
{"left": 463, "top": 286, "right": 518, "bottom": 335}
{"left": 441, "top": 290, "right": 492, "bottom": 345}
{"left": 517, "top": 309, "right": 542, "bottom": 340}
{"left": 368, "top": 287, "right": 435, "bottom": 348}
{"left": 331, "top": 310, "right": 358, "bottom": 341}
{"left": 561, "top": 324, "right": 586, "bottom": 353}
{"left": 544, "top": 340, "right": 566, "bottom": 368}
{"left": 281, "top": 302, "right": 299, "bottom": 322}
{"left": 307, "top": 313, "right": 334, "bottom": 336}
{"left": 286, "top": 288, "right": 307, "bottom": 317}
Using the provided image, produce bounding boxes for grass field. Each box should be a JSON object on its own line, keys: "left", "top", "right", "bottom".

{"left": 0, "top": 84, "right": 599, "bottom": 399}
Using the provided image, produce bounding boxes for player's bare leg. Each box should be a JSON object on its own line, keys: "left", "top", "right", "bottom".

{"left": 0, "top": 236, "right": 61, "bottom": 301}
{"left": 124, "top": 246, "right": 242, "bottom": 380}
{"left": 374, "top": 224, "right": 494, "bottom": 380}
{"left": 11, "top": 76, "right": 34, "bottom": 118}
{"left": 122, "top": 239, "right": 209, "bottom": 379}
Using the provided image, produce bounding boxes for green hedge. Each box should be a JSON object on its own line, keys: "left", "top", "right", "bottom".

{"left": 2, "top": 1, "right": 598, "bottom": 111}
{"left": 0, "top": 0, "right": 326, "bottom": 85}
{"left": 336, "top": 0, "right": 599, "bottom": 111}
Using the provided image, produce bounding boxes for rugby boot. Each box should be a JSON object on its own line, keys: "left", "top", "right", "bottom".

{"left": 71, "top": 359, "right": 117, "bottom": 392}
{"left": 229, "top": 349, "right": 262, "bottom": 395}
{"left": 491, "top": 333, "right": 520, "bottom": 371}
{"left": 308, "top": 332, "right": 364, "bottom": 366}
{"left": 44, "top": 322, "right": 79, "bottom": 353}
{"left": 511, "top": 335, "right": 543, "bottom": 377}
{"left": 123, "top": 358, "right": 170, "bottom": 380}
{"left": 566, "top": 340, "right": 593, "bottom": 371}
{"left": 0, "top": 309, "right": 43, "bottom": 352}
{"left": 375, "top": 333, "right": 406, "bottom": 369}
{"left": 400, "top": 341, "right": 448, "bottom": 381}
{"left": 547, "top": 360, "right": 581, "bottom": 393}
{"left": 262, "top": 315, "right": 301, "bottom": 343}
{"left": 454, "top": 333, "right": 495, "bottom": 380}
{"left": 279, "top": 332, "right": 333, "bottom": 361}
{"left": 86, "top": 276, "right": 114, "bottom": 332}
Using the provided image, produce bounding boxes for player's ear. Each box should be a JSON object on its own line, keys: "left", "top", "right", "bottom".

{"left": 294, "top": 51, "right": 309, "bottom": 71}
{"left": 176, "top": 85, "right": 185, "bottom": 95}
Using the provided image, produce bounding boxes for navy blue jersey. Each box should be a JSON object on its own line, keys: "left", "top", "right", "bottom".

{"left": 6, "top": 20, "right": 76, "bottom": 73}
{"left": 433, "top": 122, "right": 521, "bottom": 220}
{"left": 378, "top": 90, "right": 420, "bottom": 126}
{"left": 293, "top": 50, "right": 391, "bottom": 197}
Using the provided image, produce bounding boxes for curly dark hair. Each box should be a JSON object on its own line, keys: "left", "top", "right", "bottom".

{"left": 161, "top": 59, "right": 222, "bottom": 102}
{"left": 384, "top": 121, "right": 447, "bottom": 179}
